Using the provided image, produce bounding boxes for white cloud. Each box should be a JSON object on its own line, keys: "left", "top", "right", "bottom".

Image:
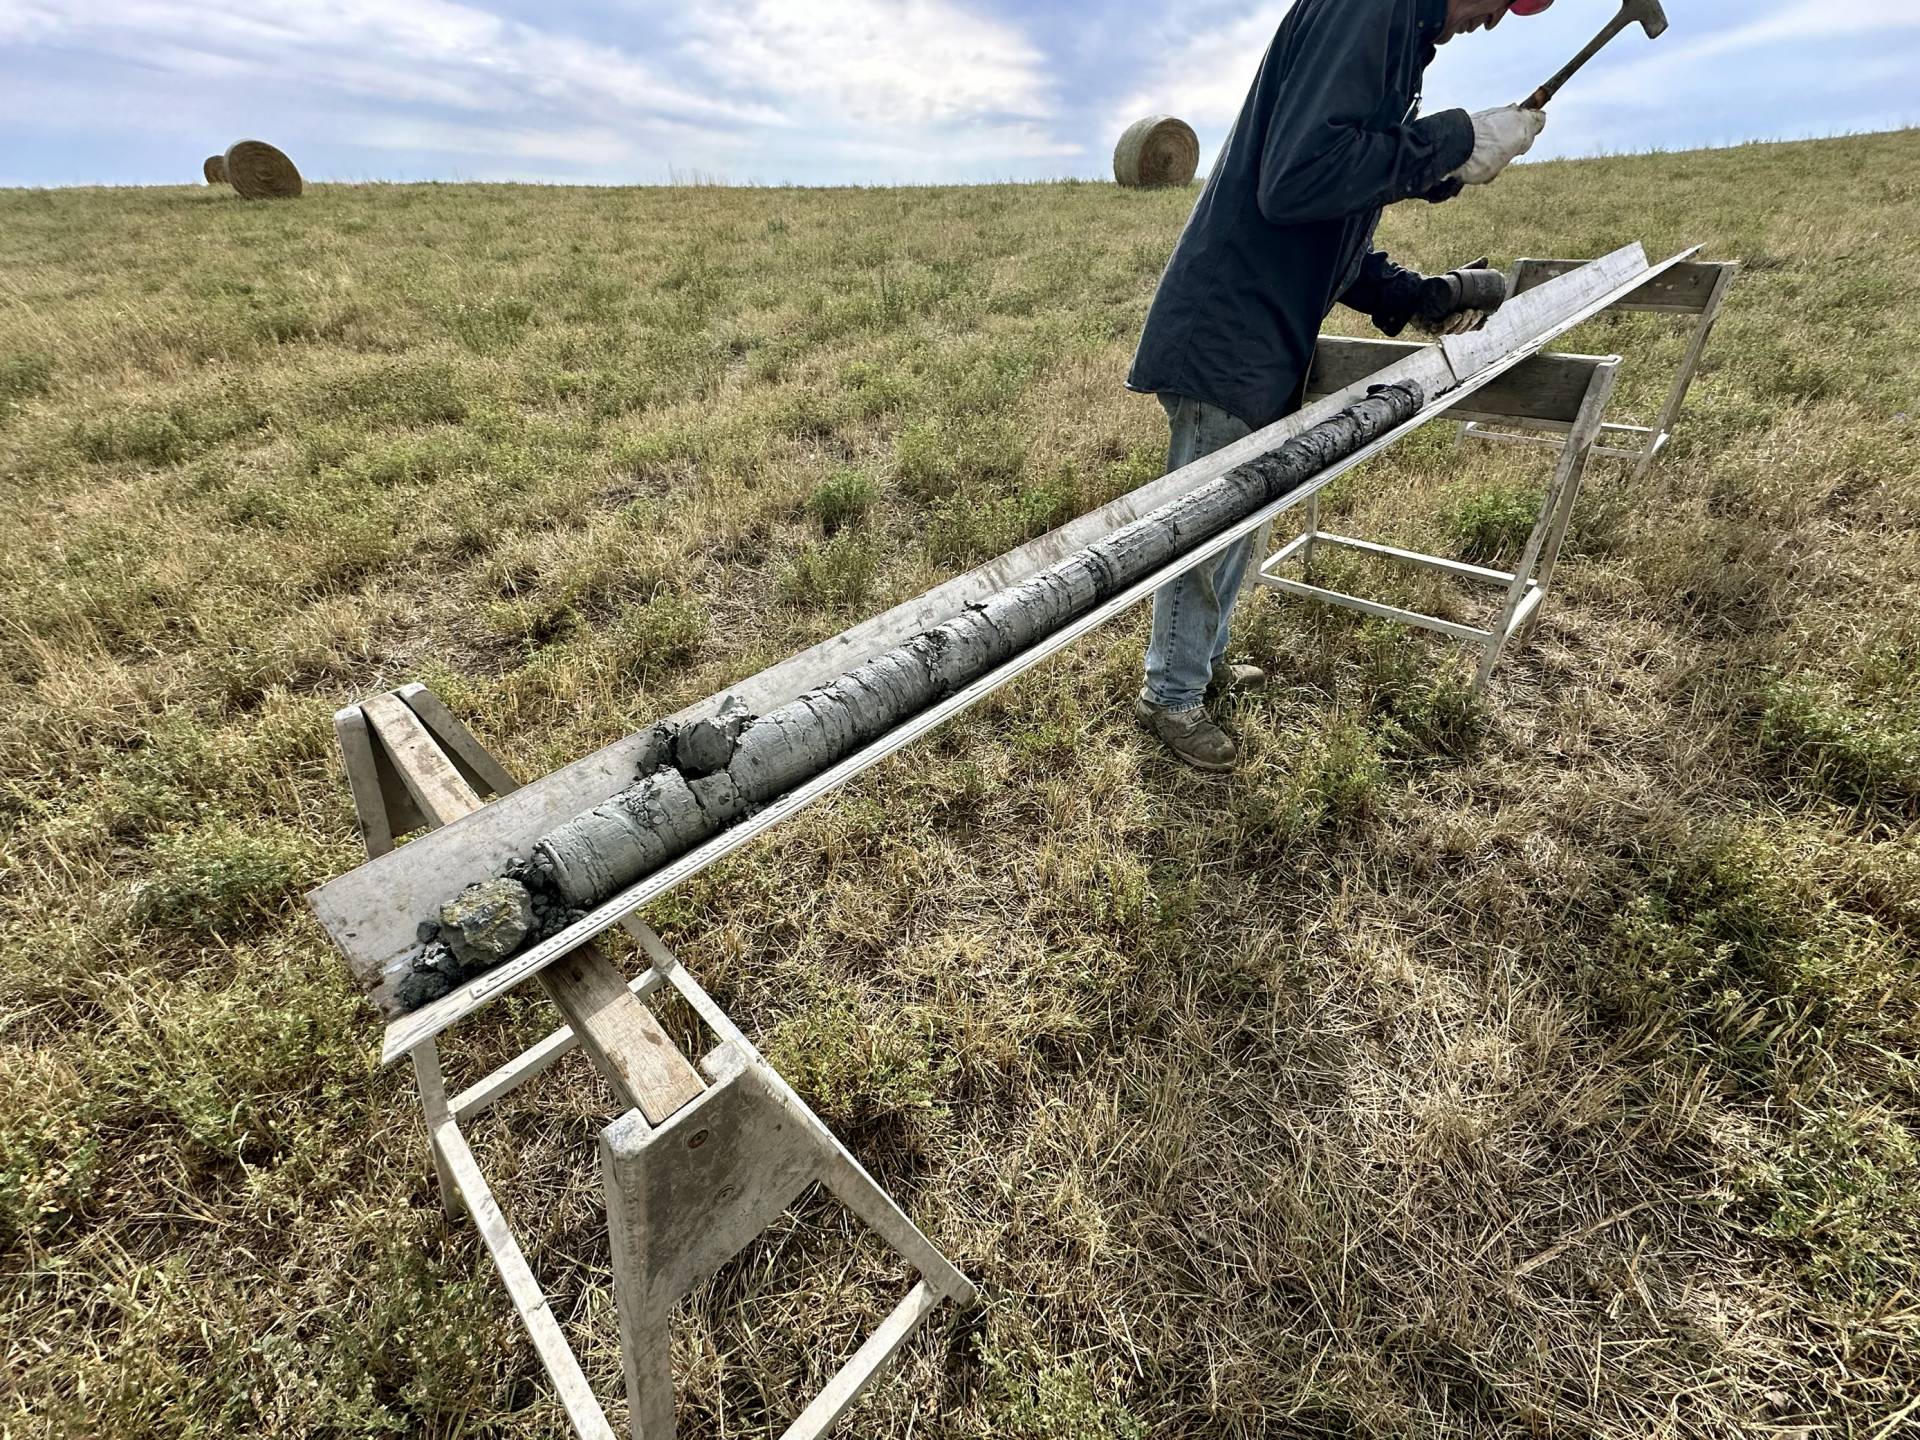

{"left": 2, "top": 0, "right": 1915, "bottom": 185}
{"left": 667, "top": 0, "right": 1077, "bottom": 179}
{"left": 351, "top": 118, "right": 641, "bottom": 168}
{"left": 5, "top": 0, "right": 783, "bottom": 127}
{"left": 680, "top": 0, "right": 1058, "bottom": 128}
{"left": 0, "top": 0, "right": 1079, "bottom": 182}
{"left": 1106, "top": 5, "right": 1277, "bottom": 142}
{"left": 1672, "top": 0, "right": 1920, "bottom": 56}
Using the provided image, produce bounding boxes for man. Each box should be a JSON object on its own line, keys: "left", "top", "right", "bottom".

{"left": 1128, "top": 0, "right": 1552, "bottom": 771}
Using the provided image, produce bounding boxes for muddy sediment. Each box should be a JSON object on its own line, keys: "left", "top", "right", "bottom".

{"left": 398, "top": 384, "right": 1423, "bottom": 1008}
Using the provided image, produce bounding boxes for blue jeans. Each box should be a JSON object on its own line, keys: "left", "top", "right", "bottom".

{"left": 1141, "top": 394, "right": 1256, "bottom": 712}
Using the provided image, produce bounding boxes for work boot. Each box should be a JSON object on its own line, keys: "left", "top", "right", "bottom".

{"left": 1134, "top": 698, "right": 1238, "bottom": 772}
{"left": 1207, "top": 659, "right": 1268, "bottom": 699}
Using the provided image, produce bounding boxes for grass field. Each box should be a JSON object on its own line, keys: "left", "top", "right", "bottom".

{"left": 3, "top": 130, "right": 1918, "bottom": 1438}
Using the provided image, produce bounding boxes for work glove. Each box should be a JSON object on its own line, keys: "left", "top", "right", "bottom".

{"left": 1370, "top": 267, "right": 1510, "bottom": 338}
{"left": 1412, "top": 267, "right": 1512, "bottom": 336}
{"left": 1449, "top": 106, "right": 1546, "bottom": 186}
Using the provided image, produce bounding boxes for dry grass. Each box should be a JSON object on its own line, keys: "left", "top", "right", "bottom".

{"left": 3, "top": 131, "right": 1918, "bottom": 1438}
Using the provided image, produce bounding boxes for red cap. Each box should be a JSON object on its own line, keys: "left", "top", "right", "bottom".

{"left": 1510, "top": 0, "right": 1554, "bottom": 12}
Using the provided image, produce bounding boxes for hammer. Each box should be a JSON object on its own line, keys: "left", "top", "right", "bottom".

{"left": 1521, "top": 0, "right": 1669, "bottom": 111}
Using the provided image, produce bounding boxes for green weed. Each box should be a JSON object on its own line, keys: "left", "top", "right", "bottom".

{"left": 1736, "top": 1105, "right": 1920, "bottom": 1294}
{"left": 804, "top": 468, "right": 876, "bottom": 535}
{"left": 1759, "top": 673, "right": 1919, "bottom": 813}
{"left": 979, "top": 1329, "right": 1149, "bottom": 1440}
{"left": 1438, "top": 475, "right": 1542, "bottom": 563}
{"left": 0, "top": 349, "right": 52, "bottom": 423}
{"left": 780, "top": 531, "right": 879, "bottom": 610}
{"left": 314, "top": 358, "right": 469, "bottom": 427}
{"left": 1587, "top": 827, "right": 1913, "bottom": 1089}
{"left": 893, "top": 414, "right": 1027, "bottom": 501}
{"left": 763, "top": 998, "right": 950, "bottom": 1133}
{"left": 132, "top": 817, "right": 322, "bottom": 937}
{"left": 1233, "top": 711, "right": 1387, "bottom": 847}
{"left": 609, "top": 591, "right": 708, "bottom": 681}
{"left": 443, "top": 295, "right": 536, "bottom": 353}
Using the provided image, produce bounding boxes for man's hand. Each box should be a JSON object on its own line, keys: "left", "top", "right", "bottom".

{"left": 1450, "top": 106, "right": 1546, "bottom": 185}
{"left": 1362, "top": 264, "right": 1509, "bottom": 339}
{"left": 1411, "top": 268, "right": 1512, "bottom": 336}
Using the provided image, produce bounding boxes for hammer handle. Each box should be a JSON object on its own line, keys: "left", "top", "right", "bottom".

{"left": 1522, "top": 11, "right": 1633, "bottom": 110}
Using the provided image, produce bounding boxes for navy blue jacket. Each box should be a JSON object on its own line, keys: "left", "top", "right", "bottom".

{"left": 1127, "top": 0, "right": 1475, "bottom": 431}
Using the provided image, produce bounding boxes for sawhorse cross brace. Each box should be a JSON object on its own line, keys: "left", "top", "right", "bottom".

{"left": 1460, "top": 255, "right": 1738, "bottom": 477}
{"left": 336, "top": 685, "right": 975, "bottom": 1440}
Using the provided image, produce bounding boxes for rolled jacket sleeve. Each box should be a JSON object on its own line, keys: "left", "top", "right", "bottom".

{"left": 1256, "top": 0, "right": 1474, "bottom": 227}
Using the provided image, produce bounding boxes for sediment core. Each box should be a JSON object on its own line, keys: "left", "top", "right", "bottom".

{"left": 399, "top": 382, "right": 1424, "bottom": 1009}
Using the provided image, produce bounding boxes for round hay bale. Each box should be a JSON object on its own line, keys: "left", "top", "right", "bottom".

{"left": 202, "top": 154, "right": 228, "bottom": 186}
{"left": 1113, "top": 115, "right": 1200, "bottom": 189}
{"left": 223, "top": 139, "right": 303, "bottom": 200}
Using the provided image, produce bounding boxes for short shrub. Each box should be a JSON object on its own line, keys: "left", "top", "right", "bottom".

{"left": 1096, "top": 440, "right": 1163, "bottom": 502}
{"left": 1356, "top": 624, "right": 1486, "bottom": 759}
{"left": 1734, "top": 1105, "right": 1920, "bottom": 1292}
{"left": 0, "top": 1073, "right": 105, "bottom": 1249}
{"left": 980, "top": 1335, "right": 1149, "bottom": 1440}
{"left": 1759, "top": 675, "right": 1919, "bottom": 812}
{"left": 804, "top": 469, "right": 876, "bottom": 535}
{"left": 1439, "top": 476, "right": 1543, "bottom": 563}
{"left": 445, "top": 295, "right": 536, "bottom": 353}
{"left": 893, "top": 415, "right": 1026, "bottom": 501}
{"left": 483, "top": 593, "right": 579, "bottom": 647}
{"left": 74, "top": 408, "right": 189, "bottom": 466}
{"left": 0, "top": 350, "right": 53, "bottom": 419}
{"left": 318, "top": 359, "right": 468, "bottom": 428}
{"left": 838, "top": 358, "right": 919, "bottom": 417}
{"left": 345, "top": 432, "right": 480, "bottom": 488}
{"left": 1307, "top": 712, "right": 1390, "bottom": 822}
{"left": 770, "top": 387, "right": 852, "bottom": 442}
{"left": 73, "top": 388, "right": 271, "bottom": 467}
{"left": 242, "top": 296, "right": 325, "bottom": 345}
{"left": 611, "top": 592, "right": 708, "bottom": 680}
{"left": 523, "top": 364, "right": 656, "bottom": 421}
{"left": 924, "top": 470, "right": 1079, "bottom": 567}
{"left": 781, "top": 531, "right": 879, "bottom": 610}
{"left": 1232, "top": 713, "right": 1387, "bottom": 846}
{"left": 133, "top": 818, "right": 320, "bottom": 937}
{"left": 1583, "top": 828, "right": 1911, "bottom": 1087}
{"left": 763, "top": 998, "right": 949, "bottom": 1132}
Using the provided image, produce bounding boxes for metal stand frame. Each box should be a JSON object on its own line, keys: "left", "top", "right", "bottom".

{"left": 335, "top": 685, "right": 975, "bottom": 1440}
{"left": 1250, "top": 336, "right": 1621, "bottom": 693}
{"left": 1460, "top": 256, "right": 1737, "bottom": 479}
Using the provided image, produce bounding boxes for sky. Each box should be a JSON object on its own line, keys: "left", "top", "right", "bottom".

{"left": 0, "top": 0, "right": 1915, "bottom": 188}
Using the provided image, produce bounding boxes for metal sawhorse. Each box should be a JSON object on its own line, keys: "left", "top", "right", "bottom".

{"left": 1460, "top": 255, "right": 1737, "bottom": 478}
{"left": 1251, "top": 336, "right": 1621, "bottom": 693}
